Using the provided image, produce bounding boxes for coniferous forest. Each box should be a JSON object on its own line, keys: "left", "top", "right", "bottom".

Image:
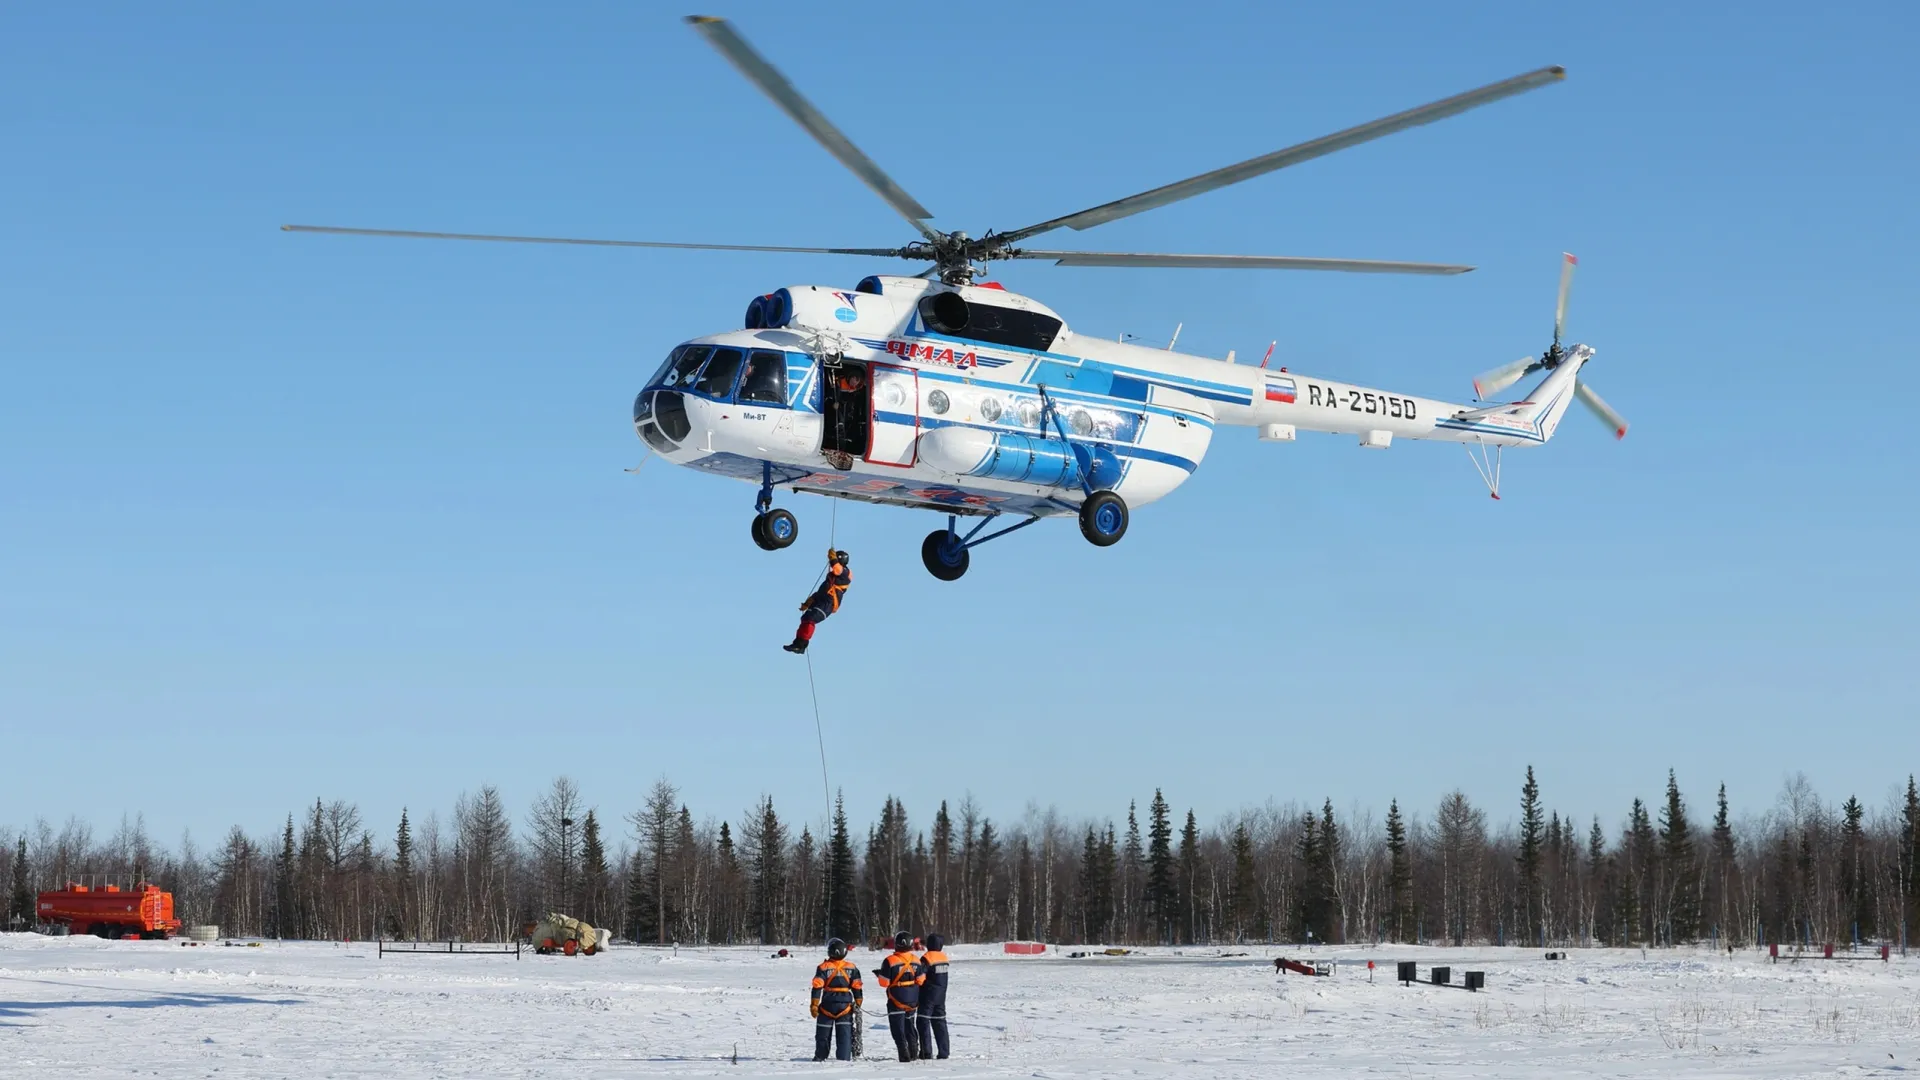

{"left": 6, "top": 770, "right": 1918, "bottom": 952}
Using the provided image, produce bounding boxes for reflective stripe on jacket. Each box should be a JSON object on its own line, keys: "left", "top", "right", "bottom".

{"left": 875, "top": 950, "right": 924, "bottom": 1010}
{"left": 811, "top": 958, "right": 863, "bottom": 1019}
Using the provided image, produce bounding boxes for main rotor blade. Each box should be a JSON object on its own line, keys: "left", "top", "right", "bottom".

{"left": 1576, "top": 380, "right": 1628, "bottom": 440}
{"left": 280, "top": 224, "right": 906, "bottom": 258}
{"left": 1473, "top": 356, "right": 1536, "bottom": 400}
{"left": 1554, "top": 251, "right": 1577, "bottom": 345}
{"left": 1015, "top": 250, "right": 1472, "bottom": 274}
{"left": 994, "top": 66, "right": 1565, "bottom": 246}
{"left": 685, "top": 16, "right": 938, "bottom": 240}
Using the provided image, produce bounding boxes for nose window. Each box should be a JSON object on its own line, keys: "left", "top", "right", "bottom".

{"left": 738, "top": 350, "right": 787, "bottom": 405}
{"left": 693, "top": 347, "right": 744, "bottom": 398}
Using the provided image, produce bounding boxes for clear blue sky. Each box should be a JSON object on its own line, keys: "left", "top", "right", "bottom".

{"left": 4, "top": 4, "right": 1915, "bottom": 849}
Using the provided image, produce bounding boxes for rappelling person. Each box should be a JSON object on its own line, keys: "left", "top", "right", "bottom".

{"left": 874, "top": 930, "right": 925, "bottom": 1062}
{"left": 916, "top": 932, "right": 952, "bottom": 1060}
{"left": 782, "top": 548, "right": 850, "bottom": 654}
{"left": 810, "top": 937, "right": 862, "bottom": 1062}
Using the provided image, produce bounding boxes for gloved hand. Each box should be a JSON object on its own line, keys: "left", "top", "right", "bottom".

{"left": 810, "top": 1002, "right": 820, "bottom": 1018}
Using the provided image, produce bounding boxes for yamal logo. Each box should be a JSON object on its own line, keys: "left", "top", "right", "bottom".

{"left": 830, "top": 290, "right": 859, "bottom": 323}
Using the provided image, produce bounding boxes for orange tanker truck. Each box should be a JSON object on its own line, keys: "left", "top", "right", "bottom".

{"left": 37, "top": 882, "right": 182, "bottom": 939}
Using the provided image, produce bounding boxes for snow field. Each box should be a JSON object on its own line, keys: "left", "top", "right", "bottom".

{"left": 2, "top": 934, "right": 1916, "bottom": 1078}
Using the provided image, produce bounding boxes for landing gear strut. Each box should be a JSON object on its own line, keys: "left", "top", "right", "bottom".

{"left": 919, "top": 514, "right": 1041, "bottom": 581}
{"left": 1035, "top": 382, "right": 1130, "bottom": 549}
{"left": 750, "top": 461, "right": 798, "bottom": 551}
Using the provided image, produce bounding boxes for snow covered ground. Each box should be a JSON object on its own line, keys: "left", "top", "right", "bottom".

{"left": 2, "top": 934, "right": 1916, "bottom": 1079}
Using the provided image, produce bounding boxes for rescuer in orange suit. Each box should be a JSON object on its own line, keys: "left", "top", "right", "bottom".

{"left": 874, "top": 930, "right": 926, "bottom": 1062}
{"left": 916, "top": 933, "right": 952, "bottom": 1059}
{"left": 835, "top": 366, "right": 865, "bottom": 394}
{"left": 783, "top": 549, "right": 850, "bottom": 655}
{"left": 810, "top": 937, "right": 863, "bottom": 1061}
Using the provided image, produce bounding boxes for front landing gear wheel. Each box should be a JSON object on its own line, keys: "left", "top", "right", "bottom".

{"left": 1078, "top": 491, "right": 1129, "bottom": 547}
{"left": 921, "top": 530, "right": 971, "bottom": 581}
{"left": 751, "top": 509, "right": 798, "bottom": 551}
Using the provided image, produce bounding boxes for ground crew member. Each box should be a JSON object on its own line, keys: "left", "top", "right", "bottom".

{"left": 916, "top": 932, "right": 952, "bottom": 1060}
{"left": 874, "top": 930, "right": 924, "bottom": 1062}
{"left": 783, "top": 549, "right": 851, "bottom": 654}
{"left": 810, "top": 937, "right": 862, "bottom": 1062}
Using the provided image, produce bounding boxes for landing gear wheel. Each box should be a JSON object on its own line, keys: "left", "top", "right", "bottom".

{"left": 921, "top": 530, "right": 971, "bottom": 581}
{"left": 752, "top": 508, "right": 798, "bottom": 551}
{"left": 1078, "top": 491, "right": 1129, "bottom": 547}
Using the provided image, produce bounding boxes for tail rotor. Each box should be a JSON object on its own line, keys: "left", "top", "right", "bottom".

{"left": 1470, "top": 252, "right": 1626, "bottom": 439}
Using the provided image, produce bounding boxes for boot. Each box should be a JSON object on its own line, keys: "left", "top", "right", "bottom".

{"left": 783, "top": 639, "right": 808, "bottom": 654}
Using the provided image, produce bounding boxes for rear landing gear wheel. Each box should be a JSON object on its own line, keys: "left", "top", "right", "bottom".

{"left": 1078, "top": 491, "right": 1128, "bottom": 547}
{"left": 921, "top": 530, "right": 971, "bottom": 581}
{"left": 751, "top": 509, "right": 798, "bottom": 551}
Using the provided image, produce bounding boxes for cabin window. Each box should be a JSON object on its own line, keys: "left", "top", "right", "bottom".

{"left": 693, "top": 347, "right": 744, "bottom": 398}
{"left": 738, "top": 350, "right": 788, "bottom": 405}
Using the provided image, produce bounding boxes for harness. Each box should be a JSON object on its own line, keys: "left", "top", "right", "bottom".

{"left": 877, "top": 951, "right": 922, "bottom": 1010}
{"left": 813, "top": 959, "right": 860, "bottom": 1020}
{"left": 824, "top": 568, "right": 850, "bottom": 612}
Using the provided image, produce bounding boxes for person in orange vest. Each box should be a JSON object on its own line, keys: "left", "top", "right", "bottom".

{"left": 874, "top": 930, "right": 925, "bottom": 1062}
{"left": 810, "top": 937, "right": 862, "bottom": 1062}
{"left": 916, "top": 932, "right": 952, "bottom": 1060}
{"left": 783, "top": 549, "right": 851, "bottom": 655}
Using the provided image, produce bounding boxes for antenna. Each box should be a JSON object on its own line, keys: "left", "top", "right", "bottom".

{"left": 1167, "top": 322, "right": 1183, "bottom": 350}
{"left": 1258, "top": 341, "right": 1276, "bottom": 369}
{"left": 1225, "top": 349, "right": 1237, "bottom": 365}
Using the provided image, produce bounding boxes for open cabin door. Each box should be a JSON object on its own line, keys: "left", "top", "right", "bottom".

{"left": 865, "top": 363, "right": 919, "bottom": 467}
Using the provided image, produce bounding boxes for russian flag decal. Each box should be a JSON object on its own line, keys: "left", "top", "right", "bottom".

{"left": 1264, "top": 377, "right": 1297, "bottom": 404}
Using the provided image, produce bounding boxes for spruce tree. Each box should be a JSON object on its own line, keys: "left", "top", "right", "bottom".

{"left": 713, "top": 821, "right": 740, "bottom": 944}
{"left": 273, "top": 815, "right": 297, "bottom": 939}
{"left": 822, "top": 792, "right": 858, "bottom": 944}
{"left": 1659, "top": 771, "right": 1696, "bottom": 942}
{"left": 1620, "top": 800, "right": 1652, "bottom": 944}
{"left": 1227, "top": 823, "right": 1259, "bottom": 943}
{"left": 1706, "top": 784, "right": 1735, "bottom": 943}
{"left": 1840, "top": 795, "right": 1868, "bottom": 941}
{"left": 1293, "top": 812, "right": 1322, "bottom": 942}
{"left": 1587, "top": 816, "right": 1606, "bottom": 944}
{"left": 1518, "top": 766, "right": 1544, "bottom": 945}
{"left": 930, "top": 802, "right": 953, "bottom": 932}
{"left": 392, "top": 808, "right": 413, "bottom": 939}
{"left": 1385, "top": 799, "right": 1412, "bottom": 943}
{"left": 1903, "top": 776, "right": 1920, "bottom": 949}
{"left": 1145, "top": 790, "right": 1174, "bottom": 944}
{"left": 1079, "top": 826, "right": 1114, "bottom": 943}
{"left": 746, "top": 797, "right": 788, "bottom": 945}
{"left": 579, "top": 809, "right": 609, "bottom": 930}
{"left": 8, "top": 836, "right": 32, "bottom": 928}
{"left": 1177, "top": 809, "right": 1202, "bottom": 944}
{"left": 1122, "top": 802, "right": 1144, "bottom": 943}
{"left": 1318, "top": 799, "right": 1341, "bottom": 944}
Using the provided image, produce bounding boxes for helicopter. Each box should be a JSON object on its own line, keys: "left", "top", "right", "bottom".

{"left": 284, "top": 15, "right": 1627, "bottom": 581}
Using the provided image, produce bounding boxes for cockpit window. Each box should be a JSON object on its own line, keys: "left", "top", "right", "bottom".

{"left": 693, "top": 347, "right": 744, "bottom": 398}
{"left": 660, "top": 345, "right": 712, "bottom": 389}
{"left": 645, "top": 347, "right": 682, "bottom": 388}
{"left": 738, "top": 350, "right": 787, "bottom": 405}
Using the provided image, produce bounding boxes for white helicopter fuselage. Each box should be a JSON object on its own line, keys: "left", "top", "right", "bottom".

{"left": 632, "top": 274, "right": 1583, "bottom": 520}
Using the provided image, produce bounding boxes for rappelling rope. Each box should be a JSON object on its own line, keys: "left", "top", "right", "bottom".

{"left": 805, "top": 649, "right": 833, "bottom": 943}
{"left": 806, "top": 497, "right": 839, "bottom": 943}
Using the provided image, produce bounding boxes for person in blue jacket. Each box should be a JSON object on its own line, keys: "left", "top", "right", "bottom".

{"left": 916, "top": 932, "right": 952, "bottom": 1059}
{"left": 873, "top": 931, "right": 924, "bottom": 1061}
